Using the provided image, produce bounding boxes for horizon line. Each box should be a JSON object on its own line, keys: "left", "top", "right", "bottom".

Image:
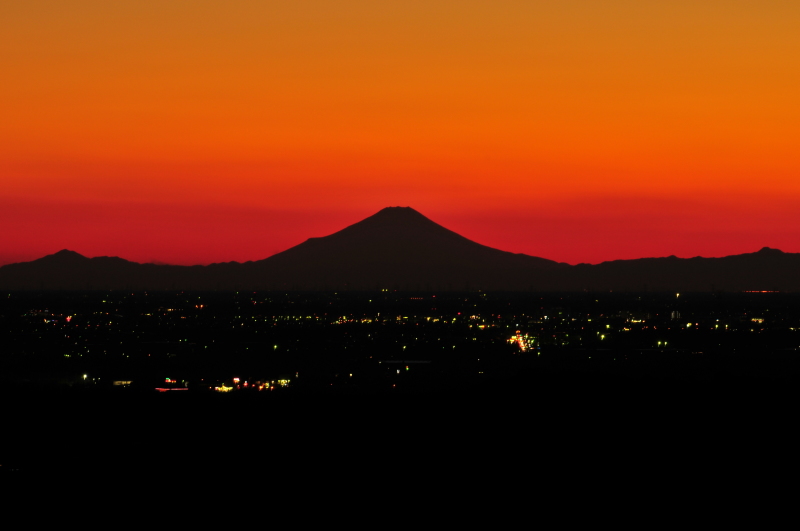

{"left": 0, "top": 245, "right": 787, "bottom": 269}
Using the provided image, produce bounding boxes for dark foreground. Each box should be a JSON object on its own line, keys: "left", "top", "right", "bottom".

{"left": 2, "top": 375, "right": 796, "bottom": 481}
{"left": 1, "top": 290, "right": 798, "bottom": 477}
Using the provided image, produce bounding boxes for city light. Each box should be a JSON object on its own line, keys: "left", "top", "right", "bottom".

{"left": 3, "top": 291, "right": 792, "bottom": 398}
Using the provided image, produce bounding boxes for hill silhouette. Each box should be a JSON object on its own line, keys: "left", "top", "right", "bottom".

{"left": 1, "top": 208, "right": 798, "bottom": 291}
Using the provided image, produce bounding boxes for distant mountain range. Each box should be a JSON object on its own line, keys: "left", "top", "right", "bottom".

{"left": 1, "top": 206, "right": 798, "bottom": 291}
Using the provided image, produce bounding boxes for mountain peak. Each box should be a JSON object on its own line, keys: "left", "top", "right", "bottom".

{"left": 756, "top": 247, "right": 784, "bottom": 255}
{"left": 338, "top": 206, "right": 456, "bottom": 238}
{"left": 39, "top": 250, "right": 89, "bottom": 263}
{"left": 54, "top": 249, "right": 83, "bottom": 257}
{"left": 371, "top": 206, "right": 426, "bottom": 220}
{"left": 377, "top": 206, "right": 416, "bottom": 212}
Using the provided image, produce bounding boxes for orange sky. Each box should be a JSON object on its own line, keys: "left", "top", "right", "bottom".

{"left": 2, "top": 1, "right": 799, "bottom": 265}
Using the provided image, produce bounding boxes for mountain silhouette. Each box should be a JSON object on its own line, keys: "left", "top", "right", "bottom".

{"left": 254, "top": 206, "right": 564, "bottom": 290}
{"left": 1, "top": 208, "right": 798, "bottom": 291}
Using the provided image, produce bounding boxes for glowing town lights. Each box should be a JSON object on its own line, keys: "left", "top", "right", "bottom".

{"left": 83, "top": 374, "right": 87, "bottom": 380}
{"left": 233, "top": 377, "right": 240, "bottom": 383}
{"left": 509, "top": 331, "right": 533, "bottom": 352}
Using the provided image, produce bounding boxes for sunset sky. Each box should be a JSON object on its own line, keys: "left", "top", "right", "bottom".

{"left": 2, "top": 1, "right": 799, "bottom": 266}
